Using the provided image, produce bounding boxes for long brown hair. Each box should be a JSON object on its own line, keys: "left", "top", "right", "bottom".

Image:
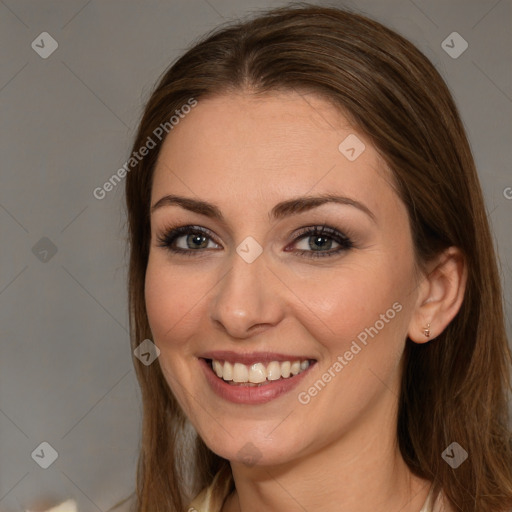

{"left": 121, "top": 4, "right": 512, "bottom": 511}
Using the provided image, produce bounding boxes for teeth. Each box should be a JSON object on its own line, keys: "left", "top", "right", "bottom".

{"left": 210, "top": 358, "right": 311, "bottom": 384}
{"left": 233, "top": 362, "right": 249, "bottom": 383}
{"left": 248, "top": 363, "right": 267, "bottom": 383}
{"left": 281, "top": 361, "right": 291, "bottom": 378}
{"left": 223, "top": 361, "right": 233, "bottom": 380}
{"left": 266, "top": 361, "right": 281, "bottom": 381}
{"left": 213, "top": 360, "right": 223, "bottom": 378}
{"left": 290, "top": 361, "right": 300, "bottom": 375}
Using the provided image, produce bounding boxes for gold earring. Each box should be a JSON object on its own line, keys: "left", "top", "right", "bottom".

{"left": 423, "top": 323, "right": 431, "bottom": 338}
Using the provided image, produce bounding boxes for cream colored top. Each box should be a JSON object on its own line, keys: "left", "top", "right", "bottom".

{"left": 188, "top": 465, "right": 450, "bottom": 512}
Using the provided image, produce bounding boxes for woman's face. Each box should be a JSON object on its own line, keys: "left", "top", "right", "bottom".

{"left": 145, "top": 90, "right": 421, "bottom": 466}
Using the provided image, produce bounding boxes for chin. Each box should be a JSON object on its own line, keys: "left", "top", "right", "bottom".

{"left": 201, "top": 427, "right": 308, "bottom": 468}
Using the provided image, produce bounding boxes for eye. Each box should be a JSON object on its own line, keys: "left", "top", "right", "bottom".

{"left": 156, "top": 224, "right": 353, "bottom": 258}
{"left": 156, "top": 225, "right": 220, "bottom": 256}
{"left": 289, "top": 225, "right": 353, "bottom": 258}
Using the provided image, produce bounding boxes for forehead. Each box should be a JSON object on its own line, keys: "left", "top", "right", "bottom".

{"left": 151, "top": 90, "right": 397, "bottom": 219}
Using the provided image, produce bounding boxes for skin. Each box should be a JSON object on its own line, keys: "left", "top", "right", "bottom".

{"left": 144, "top": 90, "right": 466, "bottom": 512}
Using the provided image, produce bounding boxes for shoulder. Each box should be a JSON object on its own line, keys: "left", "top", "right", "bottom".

{"left": 418, "top": 483, "right": 460, "bottom": 512}
{"left": 427, "top": 488, "right": 455, "bottom": 512}
{"left": 187, "top": 465, "right": 233, "bottom": 512}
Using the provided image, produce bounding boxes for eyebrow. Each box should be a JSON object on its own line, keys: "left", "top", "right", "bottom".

{"left": 150, "top": 193, "right": 376, "bottom": 223}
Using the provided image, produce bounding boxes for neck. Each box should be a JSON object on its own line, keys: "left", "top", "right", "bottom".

{"left": 223, "top": 401, "right": 431, "bottom": 512}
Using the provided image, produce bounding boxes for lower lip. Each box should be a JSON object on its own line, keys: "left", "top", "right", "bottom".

{"left": 199, "top": 358, "right": 315, "bottom": 405}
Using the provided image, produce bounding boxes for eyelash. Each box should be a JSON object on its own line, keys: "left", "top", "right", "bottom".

{"left": 156, "top": 224, "right": 354, "bottom": 259}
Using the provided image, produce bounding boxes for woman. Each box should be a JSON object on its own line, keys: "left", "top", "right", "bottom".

{"left": 118, "top": 4, "right": 512, "bottom": 512}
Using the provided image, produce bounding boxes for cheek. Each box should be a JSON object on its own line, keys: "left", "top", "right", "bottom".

{"left": 144, "top": 255, "right": 202, "bottom": 352}
{"left": 290, "top": 260, "right": 411, "bottom": 350}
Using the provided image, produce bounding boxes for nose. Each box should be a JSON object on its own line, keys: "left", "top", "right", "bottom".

{"left": 209, "top": 250, "right": 284, "bottom": 339}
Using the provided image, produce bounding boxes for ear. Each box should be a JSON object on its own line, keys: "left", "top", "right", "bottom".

{"left": 408, "top": 246, "right": 467, "bottom": 343}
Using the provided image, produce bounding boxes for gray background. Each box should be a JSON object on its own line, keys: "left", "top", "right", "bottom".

{"left": 0, "top": 1, "right": 510, "bottom": 511}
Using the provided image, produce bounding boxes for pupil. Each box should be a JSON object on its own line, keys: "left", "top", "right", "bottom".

{"left": 188, "top": 234, "right": 207, "bottom": 248}
{"left": 310, "top": 236, "right": 331, "bottom": 251}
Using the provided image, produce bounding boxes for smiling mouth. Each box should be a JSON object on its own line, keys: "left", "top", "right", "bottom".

{"left": 204, "top": 358, "right": 316, "bottom": 386}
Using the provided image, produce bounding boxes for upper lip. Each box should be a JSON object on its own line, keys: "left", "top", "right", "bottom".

{"left": 200, "top": 350, "right": 316, "bottom": 366}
